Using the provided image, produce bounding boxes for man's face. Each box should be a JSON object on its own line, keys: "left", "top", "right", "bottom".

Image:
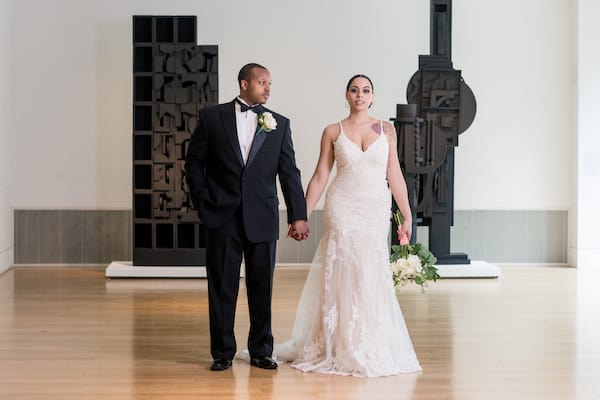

{"left": 241, "top": 68, "right": 271, "bottom": 105}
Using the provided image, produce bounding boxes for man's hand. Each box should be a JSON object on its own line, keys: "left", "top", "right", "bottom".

{"left": 288, "top": 220, "right": 310, "bottom": 241}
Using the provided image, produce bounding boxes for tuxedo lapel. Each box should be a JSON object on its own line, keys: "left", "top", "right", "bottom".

{"left": 245, "top": 127, "right": 268, "bottom": 168}
{"left": 220, "top": 101, "right": 244, "bottom": 167}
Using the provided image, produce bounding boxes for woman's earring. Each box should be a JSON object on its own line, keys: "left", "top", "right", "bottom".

{"left": 369, "top": 102, "right": 374, "bottom": 109}
{"left": 345, "top": 101, "right": 349, "bottom": 108}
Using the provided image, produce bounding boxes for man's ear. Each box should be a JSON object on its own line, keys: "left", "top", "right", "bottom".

{"left": 240, "top": 80, "right": 248, "bottom": 92}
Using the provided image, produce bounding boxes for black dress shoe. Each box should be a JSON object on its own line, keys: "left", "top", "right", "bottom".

{"left": 210, "top": 358, "right": 232, "bottom": 371}
{"left": 250, "top": 356, "right": 278, "bottom": 369}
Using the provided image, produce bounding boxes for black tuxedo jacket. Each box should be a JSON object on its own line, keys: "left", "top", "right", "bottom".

{"left": 185, "top": 99, "right": 307, "bottom": 243}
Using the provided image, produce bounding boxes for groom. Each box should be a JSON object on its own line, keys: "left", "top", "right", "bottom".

{"left": 185, "top": 63, "right": 309, "bottom": 371}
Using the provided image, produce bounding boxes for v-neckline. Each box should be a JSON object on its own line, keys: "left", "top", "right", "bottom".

{"left": 340, "top": 126, "right": 382, "bottom": 153}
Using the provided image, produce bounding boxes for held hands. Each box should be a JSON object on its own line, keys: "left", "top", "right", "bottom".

{"left": 288, "top": 220, "right": 310, "bottom": 241}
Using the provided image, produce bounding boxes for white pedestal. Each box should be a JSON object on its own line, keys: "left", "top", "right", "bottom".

{"left": 105, "top": 261, "right": 207, "bottom": 278}
{"left": 435, "top": 260, "right": 501, "bottom": 278}
{"left": 105, "top": 260, "right": 499, "bottom": 279}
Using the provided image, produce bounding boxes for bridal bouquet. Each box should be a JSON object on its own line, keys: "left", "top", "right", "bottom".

{"left": 390, "top": 210, "right": 440, "bottom": 291}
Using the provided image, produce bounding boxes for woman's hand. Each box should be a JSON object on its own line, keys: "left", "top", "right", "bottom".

{"left": 397, "top": 221, "right": 412, "bottom": 245}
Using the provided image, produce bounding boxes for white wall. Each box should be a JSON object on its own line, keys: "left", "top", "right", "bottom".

{"left": 6, "top": 0, "right": 572, "bottom": 212}
{"left": 575, "top": 0, "right": 600, "bottom": 268}
{"left": 1, "top": 0, "right": 13, "bottom": 273}
{"left": 569, "top": 0, "right": 579, "bottom": 267}
{"left": 453, "top": 0, "right": 572, "bottom": 210}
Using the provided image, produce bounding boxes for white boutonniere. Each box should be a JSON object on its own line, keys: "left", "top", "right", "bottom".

{"left": 257, "top": 112, "right": 277, "bottom": 134}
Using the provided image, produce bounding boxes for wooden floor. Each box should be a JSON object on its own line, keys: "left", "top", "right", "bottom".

{"left": 1, "top": 265, "right": 599, "bottom": 400}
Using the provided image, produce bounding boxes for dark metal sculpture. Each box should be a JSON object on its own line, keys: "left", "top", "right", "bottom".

{"left": 392, "top": 0, "right": 476, "bottom": 264}
{"left": 132, "top": 16, "right": 218, "bottom": 265}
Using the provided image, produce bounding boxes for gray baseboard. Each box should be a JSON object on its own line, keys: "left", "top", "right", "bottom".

{"left": 13, "top": 209, "right": 568, "bottom": 264}
{"left": 450, "top": 210, "right": 568, "bottom": 264}
{"left": 14, "top": 210, "right": 131, "bottom": 264}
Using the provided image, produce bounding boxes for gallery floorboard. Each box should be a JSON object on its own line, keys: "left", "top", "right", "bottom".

{"left": 0, "top": 265, "right": 599, "bottom": 400}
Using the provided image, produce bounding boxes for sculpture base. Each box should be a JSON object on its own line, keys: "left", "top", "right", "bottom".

{"left": 435, "top": 260, "right": 500, "bottom": 278}
{"left": 104, "top": 260, "right": 499, "bottom": 279}
{"left": 105, "top": 261, "right": 207, "bottom": 278}
{"left": 434, "top": 252, "right": 471, "bottom": 265}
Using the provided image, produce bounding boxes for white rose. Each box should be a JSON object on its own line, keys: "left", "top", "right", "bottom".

{"left": 398, "top": 259, "right": 412, "bottom": 276}
{"left": 391, "top": 260, "right": 403, "bottom": 274}
{"left": 396, "top": 256, "right": 418, "bottom": 278}
{"left": 407, "top": 254, "right": 422, "bottom": 273}
{"left": 260, "top": 112, "right": 277, "bottom": 131}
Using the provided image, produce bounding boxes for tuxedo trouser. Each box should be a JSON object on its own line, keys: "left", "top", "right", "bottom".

{"left": 205, "top": 208, "right": 276, "bottom": 360}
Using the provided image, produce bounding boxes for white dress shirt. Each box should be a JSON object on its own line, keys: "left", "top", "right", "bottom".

{"left": 235, "top": 97, "right": 258, "bottom": 164}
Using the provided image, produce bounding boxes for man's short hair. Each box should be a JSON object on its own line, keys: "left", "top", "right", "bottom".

{"left": 238, "top": 63, "right": 267, "bottom": 87}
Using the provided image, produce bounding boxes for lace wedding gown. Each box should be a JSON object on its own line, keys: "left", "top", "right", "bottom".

{"left": 275, "top": 122, "right": 422, "bottom": 377}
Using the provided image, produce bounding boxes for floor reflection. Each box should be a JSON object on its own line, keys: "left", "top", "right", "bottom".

{"left": 0, "top": 266, "right": 592, "bottom": 399}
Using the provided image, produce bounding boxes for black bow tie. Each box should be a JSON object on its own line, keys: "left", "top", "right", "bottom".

{"left": 236, "top": 99, "right": 265, "bottom": 114}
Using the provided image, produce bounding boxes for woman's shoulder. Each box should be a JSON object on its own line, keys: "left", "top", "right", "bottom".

{"left": 322, "top": 122, "right": 342, "bottom": 140}
{"left": 324, "top": 121, "right": 342, "bottom": 132}
{"left": 380, "top": 120, "right": 395, "bottom": 133}
{"left": 364, "top": 117, "right": 395, "bottom": 137}
{"left": 380, "top": 120, "right": 397, "bottom": 143}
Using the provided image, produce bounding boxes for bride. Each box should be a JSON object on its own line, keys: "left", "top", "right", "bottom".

{"left": 279, "top": 74, "right": 422, "bottom": 377}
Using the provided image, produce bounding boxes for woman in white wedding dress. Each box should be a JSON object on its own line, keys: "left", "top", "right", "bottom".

{"left": 277, "top": 75, "right": 422, "bottom": 377}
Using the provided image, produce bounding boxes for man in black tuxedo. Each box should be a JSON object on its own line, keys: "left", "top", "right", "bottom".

{"left": 185, "top": 63, "right": 309, "bottom": 371}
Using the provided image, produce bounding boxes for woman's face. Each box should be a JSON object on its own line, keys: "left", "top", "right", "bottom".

{"left": 346, "top": 77, "right": 373, "bottom": 110}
